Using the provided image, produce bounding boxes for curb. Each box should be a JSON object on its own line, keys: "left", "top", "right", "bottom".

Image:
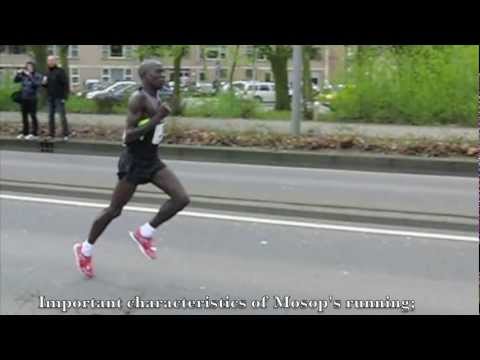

{"left": 0, "top": 137, "right": 476, "bottom": 177}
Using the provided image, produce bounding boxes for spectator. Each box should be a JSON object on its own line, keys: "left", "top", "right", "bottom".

{"left": 14, "top": 61, "right": 43, "bottom": 140}
{"left": 43, "top": 55, "right": 70, "bottom": 141}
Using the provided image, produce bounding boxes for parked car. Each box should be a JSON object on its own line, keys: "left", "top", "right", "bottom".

{"left": 193, "top": 82, "right": 215, "bottom": 96}
{"left": 95, "top": 83, "right": 138, "bottom": 102}
{"left": 223, "top": 81, "right": 276, "bottom": 103}
{"left": 84, "top": 79, "right": 100, "bottom": 91}
{"left": 86, "top": 81, "right": 137, "bottom": 100}
{"left": 96, "top": 83, "right": 174, "bottom": 103}
{"left": 76, "top": 80, "right": 112, "bottom": 97}
{"left": 158, "top": 85, "right": 174, "bottom": 100}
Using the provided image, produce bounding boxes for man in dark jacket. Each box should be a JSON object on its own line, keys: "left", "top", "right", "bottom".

{"left": 43, "top": 55, "right": 70, "bottom": 141}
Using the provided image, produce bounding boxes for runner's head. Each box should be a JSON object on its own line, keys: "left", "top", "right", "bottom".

{"left": 138, "top": 60, "right": 165, "bottom": 90}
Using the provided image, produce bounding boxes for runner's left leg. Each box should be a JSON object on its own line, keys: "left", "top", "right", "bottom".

{"left": 148, "top": 166, "right": 190, "bottom": 228}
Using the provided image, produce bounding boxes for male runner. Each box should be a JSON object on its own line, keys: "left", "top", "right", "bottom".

{"left": 74, "top": 60, "right": 190, "bottom": 278}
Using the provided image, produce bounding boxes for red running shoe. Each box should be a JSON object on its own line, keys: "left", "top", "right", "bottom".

{"left": 73, "top": 243, "right": 94, "bottom": 279}
{"left": 129, "top": 229, "right": 157, "bottom": 260}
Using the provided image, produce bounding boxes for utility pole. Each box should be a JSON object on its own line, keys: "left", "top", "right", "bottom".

{"left": 252, "top": 46, "right": 257, "bottom": 97}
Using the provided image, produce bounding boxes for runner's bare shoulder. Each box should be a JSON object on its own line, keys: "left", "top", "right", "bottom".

{"left": 128, "top": 89, "right": 147, "bottom": 112}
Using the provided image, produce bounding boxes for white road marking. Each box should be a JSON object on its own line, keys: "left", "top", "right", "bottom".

{"left": 0, "top": 193, "right": 477, "bottom": 243}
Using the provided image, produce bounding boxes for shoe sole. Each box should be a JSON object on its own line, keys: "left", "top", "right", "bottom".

{"left": 129, "top": 231, "right": 156, "bottom": 260}
{"left": 73, "top": 243, "right": 94, "bottom": 279}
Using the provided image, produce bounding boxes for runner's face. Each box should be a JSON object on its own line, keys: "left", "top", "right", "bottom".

{"left": 147, "top": 65, "right": 166, "bottom": 89}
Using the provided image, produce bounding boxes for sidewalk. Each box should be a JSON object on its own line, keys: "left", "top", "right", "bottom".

{"left": 0, "top": 111, "right": 476, "bottom": 141}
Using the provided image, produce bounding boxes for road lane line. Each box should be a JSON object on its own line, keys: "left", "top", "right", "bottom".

{"left": 0, "top": 193, "right": 477, "bottom": 243}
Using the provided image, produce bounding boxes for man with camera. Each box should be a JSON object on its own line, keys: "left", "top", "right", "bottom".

{"left": 14, "top": 61, "right": 43, "bottom": 140}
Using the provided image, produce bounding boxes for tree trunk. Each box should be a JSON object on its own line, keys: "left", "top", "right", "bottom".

{"left": 29, "top": 45, "right": 48, "bottom": 108}
{"left": 172, "top": 54, "right": 182, "bottom": 115}
{"left": 59, "top": 45, "right": 70, "bottom": 93}
{"left": 228, "top": 45, "right": 240, "bottom": 90}
{"left": 270, "top": 54, "right": 290, "bottom": 110}
{"left": 200, "top": 45, "right": 208, "bottom": 81}
{"left": 302, "top": 47, "right": 313, "bottom": 119}
{"left": 59, "top": 46, "right": 69, "bottom": 75}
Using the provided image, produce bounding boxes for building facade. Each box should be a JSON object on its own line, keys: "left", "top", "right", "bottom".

{"left": 0, "top": 45, "right": 345, "bottom": 91}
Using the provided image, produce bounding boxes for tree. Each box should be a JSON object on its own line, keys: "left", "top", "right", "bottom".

{"left": 28, "top": 45, "right": 48, "bottom": 106}
{"left": 227, "top": 45, "right": 241, "bottom": 90}
{"left": 302, "top": 46, "right": 320, "bottom": 119}
{"left": 136, "top": 45, "right": 190, "bottom": 115}
{"left": 58, "top": 46, "right": 70, "bottom": 98}
{"left": 257, "top": 45, "right": 292, "bottom": 110}
{"left": 28, "top": 45, "right": 48, "bottom": 75}
{"left": 199, "top": 45, "right": 208, "bottom": 81}
{"left": 58, "top": 45, "right": 69, "bottom": 79}
{"left": 170, "top": 46, "right": 190, "bottom": 115}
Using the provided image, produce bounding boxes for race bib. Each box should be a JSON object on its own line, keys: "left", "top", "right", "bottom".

{"left": 152, "top": 123, "right": 165, "bottom": 145}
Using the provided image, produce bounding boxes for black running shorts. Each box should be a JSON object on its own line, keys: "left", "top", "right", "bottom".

{"left": 117, "top": 149, "right": 166, "bottom": 185}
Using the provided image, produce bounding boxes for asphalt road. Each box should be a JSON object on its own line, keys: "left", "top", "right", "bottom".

{"left": 1, "top": 151, "right": 476, "bottom": 221}
{"left": 0, "top": 151, "right": 478, "bottom": 314}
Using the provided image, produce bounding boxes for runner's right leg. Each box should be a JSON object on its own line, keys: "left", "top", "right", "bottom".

{"left": 74, "top": 176, "right": 137, "bottom": 278}
{"left": 87, "top": 178, "right": 137, "bottom": 244}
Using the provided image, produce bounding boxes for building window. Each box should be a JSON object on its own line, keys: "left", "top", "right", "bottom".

{"left": 47, "top": 45, "right": 80, "bottom": 59}
{"left": 110, "top": 45, "right": 124, "bottom": 58}
{"left": 245, "top": 69, "right": 253, "bottom": 80}
{"left": 246, "top": 46, "right": 267, "bottom": 61}
{"left": 220, "top": 69, "right": 228, "bottom": 79}
{"left": 69, "top": 45, "right": 79, "bottom": 58}
{"left": 124, "top": 68, "right": 133, "bottom": 81}
{"left": 10, "top": 45, "right": 27, "bottom": 54}
{"left": 70, "top": 68, "right": 80, "bottom": 86}
{"left": 264, "top": 72, "right": 272, "bottom": 82}
{"left": 124, "top": 45, "right": 133, "bottom": 59}
{"left": 205, "top": 46, "right": 227, "bottom": 60}
{"left": 101, "top": 68, "right": 133, "bottom": 82}
{"left": 199, "top": 72, "right": 206, "bottom": 81}
{"left": 101, "top": 68, "right": 110, "bottom": 82}
{"left": 0, "top": 45, "right": 27, "bottom": 54}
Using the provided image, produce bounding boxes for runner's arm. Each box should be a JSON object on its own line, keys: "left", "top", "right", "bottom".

{"left": 123, "top": 93, "right": 170, "bottom": 144}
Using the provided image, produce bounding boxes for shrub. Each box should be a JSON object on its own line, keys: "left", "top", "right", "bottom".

{"left": 331, "top": 45, "right": 478, "bottom": 126}
{"left": 0, "top": 81, "right": 21, "bottom": 112}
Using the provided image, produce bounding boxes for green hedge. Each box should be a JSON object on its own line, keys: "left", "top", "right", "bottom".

{"left": 0, "top": 82, "right": 21, "bottom": 112}
{"left": 0, "top": 82, "right": 128, "bottom": 114}
{"left": 331, "top": 45, "right": 478, "bottom": 126}
{"left": 183, "top": 93, "right": 260, "bottom": 119}
{"left": 66, "top": 96, "right": 127, "bottom": 114}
